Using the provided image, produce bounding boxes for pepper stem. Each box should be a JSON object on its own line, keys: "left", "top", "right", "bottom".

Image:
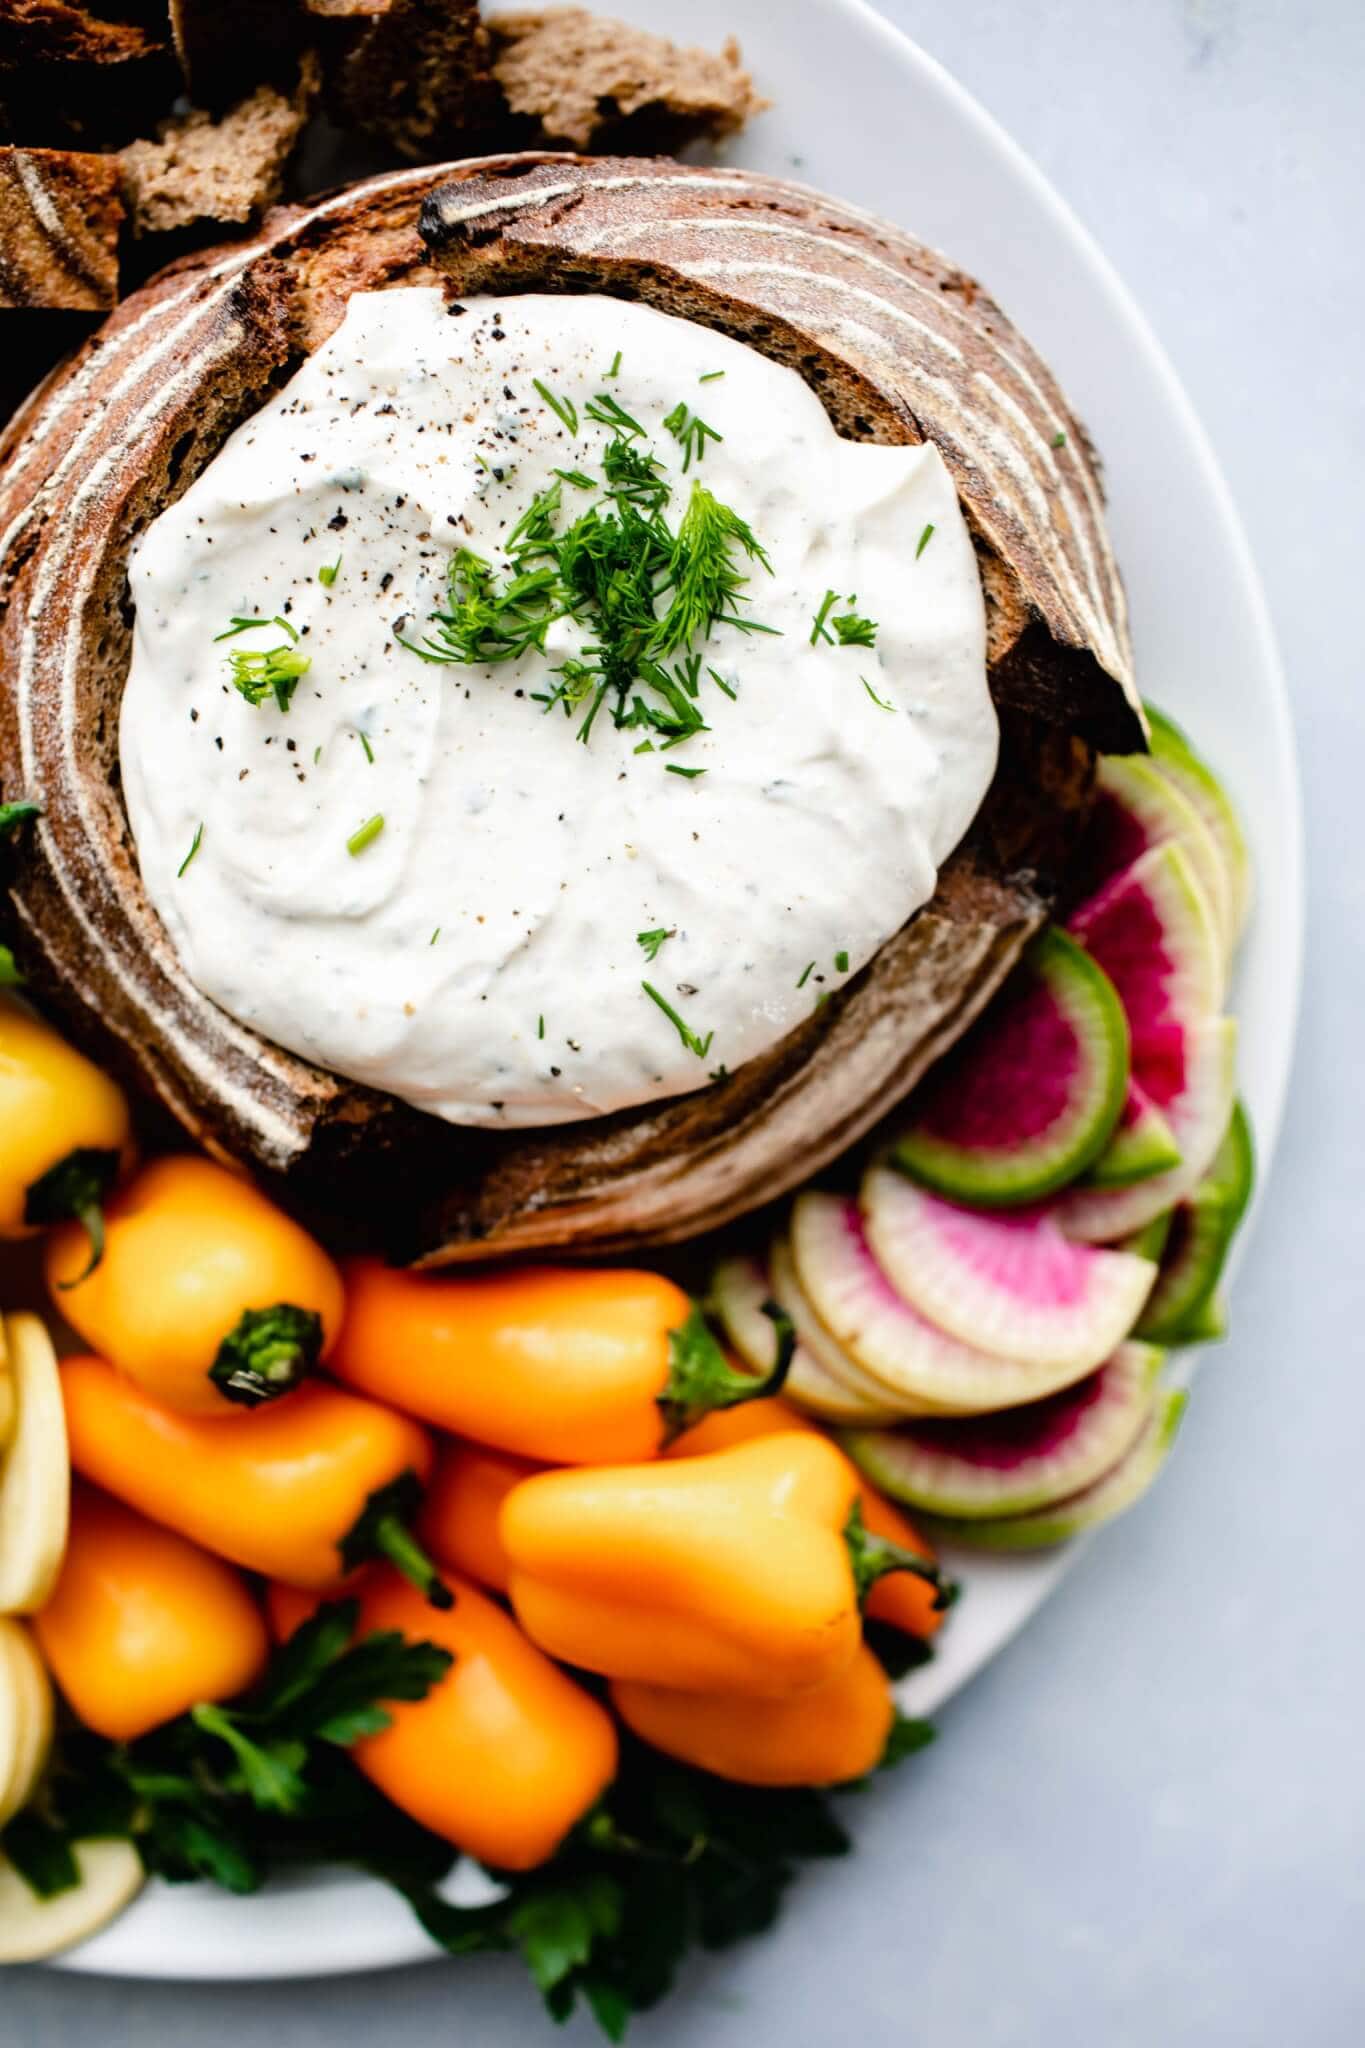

{"left": 844, "top": 1499, "right": 957, "bottom": 1613}
{"left": 656, "top": 1299, "right": 796, "bottom": 1443}
{"left": 23, "top": 1145, "right": 121, "bottom": 1288}
{"left": 341, "top": 1471, "right": 454, "bottom": 1610}
{"left": 209, "top": 1302, "right": 324, "bottom": 1408}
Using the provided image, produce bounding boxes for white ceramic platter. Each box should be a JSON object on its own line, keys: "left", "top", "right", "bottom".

{"left": 50, "top": 0, "right": 1302, "bottom": 1980}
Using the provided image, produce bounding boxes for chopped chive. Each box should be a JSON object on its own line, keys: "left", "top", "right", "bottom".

{"left": 347, "top": 814, "right": 384, "bottom": 857}
{"left": 177, "top": 822, "right": 204, "bottom": 878}
{"left": 810, "top": 589, "right": 839, "bottom": 645}
{"left": 916, "top": 522, "right": 935, "bottom": 559}
{"left": 699, "top": 370, "right": 725, "bottom": 383}
{"left": 641, "top": 981, "right": 713, "bottom": 1060}
{"left": 707, "top": 667, "right": 737, "bottom": 701}
{"left": 537, "top": 1014, "right": 545, "bottom": 1039}
{"left": 665, "top": 763, "right": 706, "bottom": 779}
{"left": 634, "top": 739, "right": 656, "bottom": 754}
{"left": 533, "top": 379, "right": 578, "bottom": 434}
{"left": 835, "top": 950, "right": 850, "bottom": 973}
{"left": 313, "top": 744, "right": 323, "bottom": 764}
{"left": 430, "top": 927, "right": 440, "bottom": 944}
{"left": 1052, "top": 430, "right": 1068, "bottom": 449}
{"left": 319, "top": 556, "right": 342, "bottom": 588}
{"left": 796, "top": 961, "right": 815, "bottom": 989}
{"left": 861, "top": 675, "right": 895, "bottom": 712}
{"left": 553, "top": 467, "right": 597, "bottom": 489}
{"left": 358, "top": 730, "right": 374, "bottom": 764}
{"left": 607, "top": 350, "right": 622, "bottom": 378}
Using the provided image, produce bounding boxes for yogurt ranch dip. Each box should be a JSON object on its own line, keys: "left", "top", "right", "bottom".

{"left": 120, "top": 288, "right": 997, "bottom": 1128}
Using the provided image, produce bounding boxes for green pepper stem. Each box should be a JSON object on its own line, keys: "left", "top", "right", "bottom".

{"left": 844, "top": 1499, "right": 956, "bottom": 1613}
{"left": 341, "top": 1471, "right": 454, "bottom": 1610}
{"left": 657, "top": 1298, "right": 796, "bottom": 1443}
{"left": 209, "top": 1302, "right": 324, "bottom": 1409}
{"left": 23, "top": 1145, "right": 121, "bottom": 1290}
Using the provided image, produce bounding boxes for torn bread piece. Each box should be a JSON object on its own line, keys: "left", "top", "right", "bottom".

{"left": 0, "top": 145, "right": 121, "bottom": 308}
{"left": 490, "top": 9, "right": 765, "bottom": 151}
{"left": 169, "top": 0, "right": 302, "bottom": 104}
{"left": 311, "top": 0, "right": 500, "bottom": 160}
{"left": 119, "top": 57, "right": 320, "bottom": 236}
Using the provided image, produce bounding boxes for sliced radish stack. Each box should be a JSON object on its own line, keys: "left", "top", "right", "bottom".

{"left": 1136, "top": 1101, "right": 1254, "bottom": 1343}
{"left": 842, "top": 1341, "right": 1162, "bottom": 1519}
{"left": 889, "top": 929, "right": 1130, "bottom": 1208}
{"left": 1144, "top": 702, "right": 1252, "bottom": 942}
{"left": 1083, "top": 752, "right": 1234, "bottom": 962}
{"left": 860, "top": 1168, "right": 1157, "bottom": 1372}
{"left": 709, "top": 1249, "right": 903, "bottom": 1425}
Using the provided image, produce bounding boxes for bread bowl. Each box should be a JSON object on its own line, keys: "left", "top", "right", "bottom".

{"left": 0, "top": 153, "right": 1140, "bottom": 1263}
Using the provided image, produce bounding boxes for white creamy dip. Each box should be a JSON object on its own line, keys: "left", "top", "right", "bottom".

{"left": 121, "top": 288, "right": 997, "bottom": 1126}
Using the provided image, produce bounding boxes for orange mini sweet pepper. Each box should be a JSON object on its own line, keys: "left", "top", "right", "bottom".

{"left": 418, "top": 1442, "right": 546, "bottom": 1595}
{"left": 501, "top": 1432, "right": 950, "bottom": 1697}
{"left": 269, "top": 1568, "right": 618, "bottom": 1870}
{"left": 667, "top": 1396, "right": 945, "bottom": 1642}
{"left": 35, "top": 1483, "right": 268, "bottom": 1742}
{"left": 611, "top": 1642, "right": 895, "bottom": 1787}
{"left": 60, "top": 1355, "right": 450, "bottom": 1603}
{"left": 330, "top": 1261, "right": 790, "bottom": 1464}
{"left": 48, "top": 1156, "right": 344, "bottom": 1416}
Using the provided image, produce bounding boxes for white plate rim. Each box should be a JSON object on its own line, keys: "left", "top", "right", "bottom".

{"left": 48, "top": 0, "right": 1303, "bottom": 1981}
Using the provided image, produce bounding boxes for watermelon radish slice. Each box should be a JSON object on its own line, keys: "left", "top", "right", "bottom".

{"left": 1083, "top": 752, "right": 1233, "bottom": 962}
{"left": 1084, "top": 1078, "right": 1182, "bottom": 1187}
{"left": 841, "top": 1342, "right": 1162, "bottom": 1519}
{"left": 790, "top": 1191, "right": 1100, "bottom": 1414}
{"left": 1146, "top": 702, "right": 1252, "bottom": 942}
{"left": 889, "top": 929, "right": 1129, "bottom": 1208}
{"left": 709, "top": 1250, "right": 903, "bottom": 1425}
{"left": 1055, "top": 1016, "right": 1237, "bottom": 1241}
{"left": 860, "top": 1167, "right": 1157, "bottom": 1373}
{"left": 1135, "top": 1101, "right": 1254, "bottom": 1343}
{"left": 931, "top": 1386, "right": 1188, "bottom": 1550}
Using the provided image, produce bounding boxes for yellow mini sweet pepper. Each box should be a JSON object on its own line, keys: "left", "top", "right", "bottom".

{"left": 0, "top": 992, "right": 132, "bottom": 1278}
{"left": 500, "top": 1432, "right": 950, "bottom": 1697}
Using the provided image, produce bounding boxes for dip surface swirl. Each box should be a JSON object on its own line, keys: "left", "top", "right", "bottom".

{"left": 120, "top": 288, "right": 997, "bottom": 1127}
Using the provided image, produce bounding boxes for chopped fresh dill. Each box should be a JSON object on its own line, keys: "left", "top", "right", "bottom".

{"left": 319, "top": 556, "right": 342, "bottom": 588}
{"left": 796, "top": 961, "right": 815, "bottom": 989}
{"left": 398, "top": 549, "right": 559, "bottom": 667}
{"left": 357, "top": 730, "right": 374, "bottom": 764}
{"left": 601, "top": 434, "right": 668, "bottom": 511}
{"left": 651, "top": 481, "right": 774, "bottom": 657}
{"left": 347, "top": 814, "right": 384, "bottom": 857}
{"left": 707, "top": 666, "right": 737, "bottom": 700}
{"left": 662, "top": 401, "right": 723, "bottom": 473}
{"left": 506, "top": 480, "right": 563, "bottom": 559}
{"left": 665, "top": 763, "right": 706, "bottom": 778}
{"left": 810, "top": 590, "right": 838, "bottom": 645}
{"left": 637, "top": 927, "right": 673, "bottom": 962}
{"left": 699, "top": 370, "right": 725, "bottom": 383}
{"left": 553, "top": 467, "right": 597, "bottom": 490}
{"left": 916, "top": 523, "right": 935, "bottom": 559}
{"left": 606, "top": 350, "right": 622, "bottom": 378}
{"left": 584, "top": 391, "right": 645, "bottom": 439}
{"left": 861, "top": 675, "right": 895, "bottom": 711}
{"left": 1052, "top": 430, "right": 1068, "bottom": 449}
{"left": 810, "top": 591, "right": 877, "bottom": 649}
{"left": 532, "top": 379, "right": 578, "bottom": 434}
{"left": 177, "top": 822, "right": 204, "bottom": 878}
{"left": 641, "top": 981, "right": 713, "bottom": 1060}
{"left": 835, "top": 949, "right": 850, "bottom": 973}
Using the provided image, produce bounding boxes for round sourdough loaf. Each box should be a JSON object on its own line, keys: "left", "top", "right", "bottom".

{"left": 0, "top": 155, "right": 1139, "bottom": 1263}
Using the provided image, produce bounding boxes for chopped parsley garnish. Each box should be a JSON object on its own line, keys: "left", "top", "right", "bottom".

{"left": 532, "top": 379, "right": 578, "bottom": 434}
{"left": 796, "top": 961, "right": 815, "bottom": 989}
{"left": 1052, "top": 430, "right": 1068, "bottom": 449}
{"left": 319, "top": 556, "right": 342, "bottom": 588}
{"left": 861, "top": 675, "right": 895, "bottom": 711}
{"left": 699, "top": 370, "right": 725, "bottom": 384}
{"left": 347, "top": 814, "right": 384, "bottom": 857}
{"left": 358, "top": 731, "right": 375, "bottom": 764}
{"left": 916, "top": 522, "right": 935, "bottom": 559}
{"left": 584, "top": 391, "right": 646, "bottom": 439}
{"left": 811, "top": 590, "right": 878, "bottom": 649}
{"left": 606, "top": 349, "right": 622, "bottom": 378}
{"left": 835, "top": 949, "right": 850, "bottom": 973}
{"left": 641, "top": 981, "right": 713, "bottom": 1060}
{"left": 662, "top": 401, "right": 723, "bottom": 473}
{"left": 636, "top": 927, "right": 673, "bottom": 962}
{"left": 177, "top": 822, "right": 204, "bottom": 878}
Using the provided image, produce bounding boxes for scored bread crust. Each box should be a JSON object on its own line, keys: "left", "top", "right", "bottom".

{"left": 0, "top": 154, "right": 1136, "bottom": 1263}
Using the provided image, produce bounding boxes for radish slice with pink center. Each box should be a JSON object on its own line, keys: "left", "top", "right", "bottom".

{"left": 1070, "top": 840, "right": 1224, "bottom": 1052}
{"left": 709, "top": 1250, "right": 903, "bottom": 1424}
{"left": 928, "top": 1385, "right": 1188, "bottom": 1550}
{"left": 1145, "top": 702, "right": 1252, "bottom": 942}
{"left": 1085, "top": 1077, "right": 1182, "bottom": 1186}
{"left": 1082, "top": 753, "right": 1233, "bottom": 961}
{"left": 791, "top": 1192, "right": 1122, "bottom": 1412}
{"left": 861, "top": 1167, "right": 1157, "bottom": 1371}
{"left": 841, "top": 1341, "right": 1162, "bottom": 1518}
{"left": 1055, "top": 1016, "right": 1237, "bottom": 1240}
{"left": 889, "top": 928, "right": 1130, "bottom": 1207}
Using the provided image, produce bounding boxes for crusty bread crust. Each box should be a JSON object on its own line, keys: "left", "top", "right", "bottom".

{"left": 0, "top": 144, "right": 122, "bottom": 307}
{"left": 0, "top": 155, "right": 1134, "bottom": 1261}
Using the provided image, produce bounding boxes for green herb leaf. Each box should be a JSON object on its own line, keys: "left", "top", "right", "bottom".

{"left": 796, "top": 960, "right": 815, "bottom": 989}
{"left": 636, "top": 927, "right": 673, "bottom": 962}
{"left": 533, "top": 379, "right": 579, "bottom": 434}
{"left": 664, "top": 763, "right": 705, "bottom": 779}
{"left": 0, "top": 798, "right": 40, "bottom": 836}
{"left": 0, "top": 1809, "right": 80, "bottom": 1898}
{"left": 319, "top": 556, "right": 342, "bottom": 588}
{"left": 177, "top": 821, "right": 204, "bottom": 878}
{"left": 699, "top": 370, "right": 725, "bottom": 384}
{"left": 347, "top": 814, "right": 384, "bottom": 856}
{"left": 0, "top": 943, "right": 22, "bottom": 986}
{"left": 641, "top": 980, "right": 713, "bottom": 1060}
{"left": 835, "top": 949, "right": 850, "bottom": 973}
{"left": 1052, "top": 430, "right": 1068, "bottom": 449}
{"left": 915, "top": 522, "right": 935, "bottom": 559}
{"left": 861, "top": 675, "right": 895, "bottom": 712}
{"left": 662, "top": 400, "right": 723, "bottom": 473}
{"left": 584, "top": 391, "right": 645, "bottom": 438}
{"left": 606, "top": 350, "right": 622, "bottom": 379}
{"left": 358, "top": 730, "right": 375, "bottom": 764}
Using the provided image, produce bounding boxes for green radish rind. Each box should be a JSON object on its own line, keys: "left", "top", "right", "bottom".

{"left": 1083, "top": 1084, "right": 1182, "bottom": 1188}
{"left": 1095, "top": 752, "right": 1234, "bottom": 965}
{"left": 841, "top": 1341, "right": 1163, "bottom": 1520}
{"left": 889, "top": 928, "right": 1131, "bottom": 1209}
{"left": 709, "top": 1250, "right": 903, "bottom": 1425}
{"left": 1145, "top": 702, "right": 1252, "bottom": 942}
{"left": 926, "top": 1386, "right": 1188, "bottom": 1550}
{"left": 1135, "top": 1101, "right": 1254, "bottom": 1343}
